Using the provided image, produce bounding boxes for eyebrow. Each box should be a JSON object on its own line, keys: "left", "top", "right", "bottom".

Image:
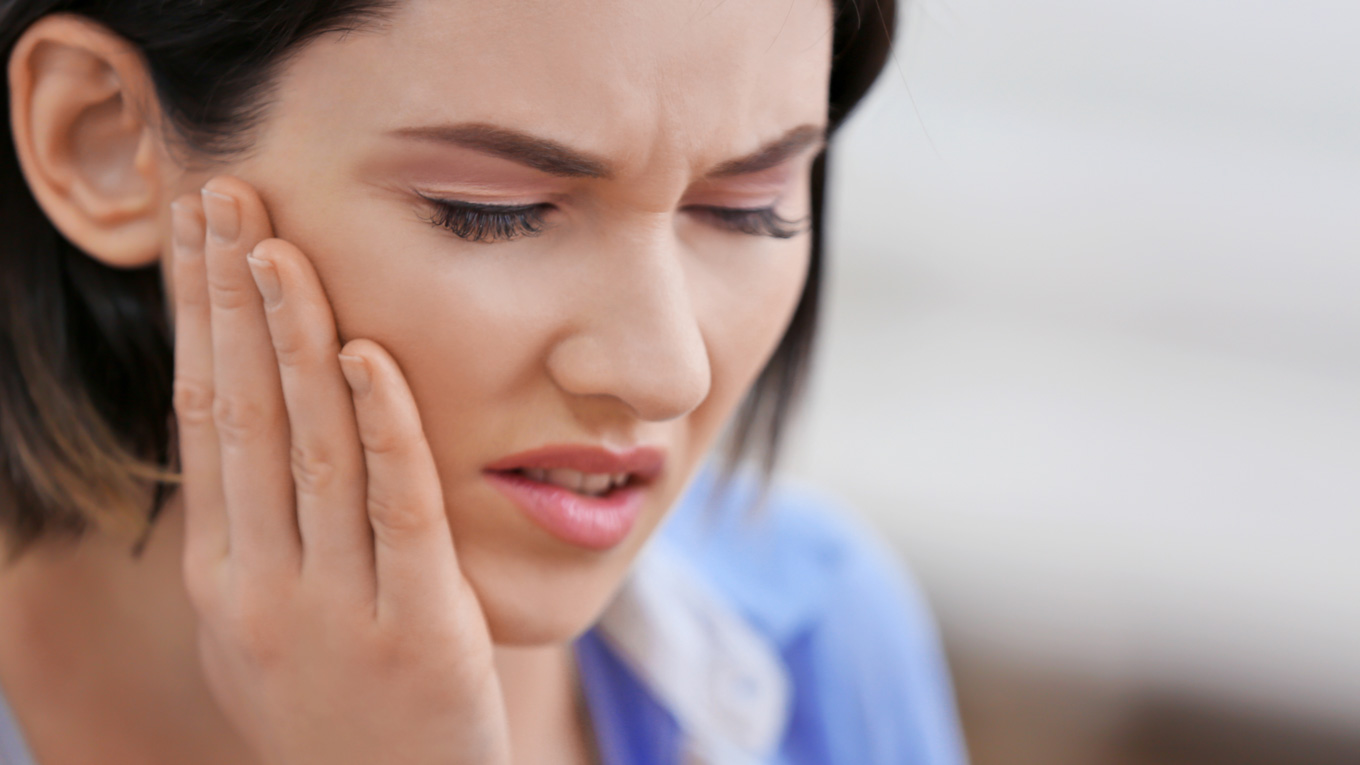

{"left": 387, "top": 122, "right": 827, "bottom": 181}
{"left": 707, "top": 124, "right": 827, "bottom": 178}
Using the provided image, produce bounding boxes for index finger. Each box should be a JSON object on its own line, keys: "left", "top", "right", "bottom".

{"left": 339, "top": 340, "right": 461, "bottom": 623}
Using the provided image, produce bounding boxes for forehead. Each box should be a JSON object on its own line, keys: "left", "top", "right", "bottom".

{"left": 271, "top": 0, "right": 834, "bottom": 172}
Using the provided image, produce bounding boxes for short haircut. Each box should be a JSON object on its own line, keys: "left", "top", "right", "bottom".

{"left": 0, "top": 0, "right": 897, "bottom": 557}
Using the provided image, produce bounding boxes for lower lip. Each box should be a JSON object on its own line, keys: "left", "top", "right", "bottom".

{"left": 483, "top": 471, "right": 646, "bottom": 550}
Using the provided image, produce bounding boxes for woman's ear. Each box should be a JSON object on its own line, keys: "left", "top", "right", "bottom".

{"left": 8, "top": 14, "right": 167, "bottom": 269}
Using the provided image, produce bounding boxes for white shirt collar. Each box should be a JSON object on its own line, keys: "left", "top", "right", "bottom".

{"left": 594, "top": 540, "right": 792, "bottom": 764}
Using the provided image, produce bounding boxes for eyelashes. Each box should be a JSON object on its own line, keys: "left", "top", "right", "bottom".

{"left": 690, "top": 206, "right": 810, "bottom": 240}
{"left": 421, "top": 198, "right": 551, "bottom": 243}
{"left": 419, "top": 196, "right": 810, "bottom": 244}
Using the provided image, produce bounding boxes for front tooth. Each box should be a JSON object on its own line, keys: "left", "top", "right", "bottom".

{"left": 581, "top": 473, "right": 612, "bottom": 496}
{"left": 546, "top": 468, "right": 585, "bottom": 493}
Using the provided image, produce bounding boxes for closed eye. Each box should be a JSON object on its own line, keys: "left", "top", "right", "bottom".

{"left": 420, "top": 196, "right": 552, "bottom": 243}
{"left": 686, "top": 205, "right": 810, "bottom": 239}
{"left": 420, "top": 195, "right": 810, "bottom": 243}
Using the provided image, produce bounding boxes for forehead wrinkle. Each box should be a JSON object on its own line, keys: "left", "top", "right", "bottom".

{"left": 611, "top": 36, "right": 794, "bottom": 188}
{"left": 308, "top": 0, "right": 832, "bottom": 196}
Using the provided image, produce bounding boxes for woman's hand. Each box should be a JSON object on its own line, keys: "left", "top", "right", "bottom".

{"left": 169, "top": 176, "right": 511, "bottom": 765}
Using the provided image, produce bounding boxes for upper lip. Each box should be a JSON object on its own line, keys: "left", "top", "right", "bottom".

{"left": 484, "top": 444, "right": 666, "bottom": 483}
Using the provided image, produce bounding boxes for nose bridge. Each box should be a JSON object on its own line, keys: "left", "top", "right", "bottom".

{"left": 547, "top": 223, "right": 712, "bottom": 422}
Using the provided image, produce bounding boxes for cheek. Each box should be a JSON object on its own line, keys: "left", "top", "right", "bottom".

{"left": 320, "top": 260, "right": 564, "bottom": 474}
{"left": 254, "top": 181, "right": 555, "bottom": 458}
{"left": 689, "top": 238, "right": 812, "bottom": 431}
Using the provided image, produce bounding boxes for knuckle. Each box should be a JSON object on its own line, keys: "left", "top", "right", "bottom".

{"left": 370, "top": 632, "right": 425, "bottom": 674}
{"left": 268, "top": 327, "right": 312, "bottom": 368}
{"left": 362, "top": 427, "right": 423, "bottom": 458}
{"left": 206, "top": 276, "right": 258, "bottom": 310}
{"left": 172, "top": 266, "right": 208, "bottom": 306}
{"left": 181, "top": 557, "right": 221, "bottom": 613}
{"left": 211, "top": 393, "right": 272, "bottom": 444}
{"left": 367, "top": 493, "right": 435, "bottom": 538}
{"left": 272, "top": 327, "right": 338, "bottom": 371}
{"left": 223, "top": 594, "right": 286, "bottom": 666}
{"left": 290, "top": 442, "right": 338, "bottom": 495}
{"left": 173, "top": 379, "right": 216, "bottom": 425}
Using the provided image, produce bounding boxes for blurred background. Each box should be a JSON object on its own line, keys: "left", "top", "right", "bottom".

{"left": 786, "top": 0, "right": 1360, "bottom": 762}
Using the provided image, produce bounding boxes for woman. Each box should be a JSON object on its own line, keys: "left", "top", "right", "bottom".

{"left": 0, "top": 1, "right": 966, "bottom": 763}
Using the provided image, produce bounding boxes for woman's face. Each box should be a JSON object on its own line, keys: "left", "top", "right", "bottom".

{"left": 166, "top": 0, "right": 833, "bottom": 644}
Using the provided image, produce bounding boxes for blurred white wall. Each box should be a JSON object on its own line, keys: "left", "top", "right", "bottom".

{"left": 790, "top": 0, "right": 1360, "bottom": 731}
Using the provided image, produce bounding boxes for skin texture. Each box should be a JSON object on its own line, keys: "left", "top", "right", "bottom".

{"left": 0, "top": 1, "right": 834, "bottom": 762}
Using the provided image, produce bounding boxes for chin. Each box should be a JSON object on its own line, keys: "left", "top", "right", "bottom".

{"left": 479, "top": 588, "right": 615, "bottom": 647}
{"left": 459, "top": 543, "right": 636, "bottom": 647}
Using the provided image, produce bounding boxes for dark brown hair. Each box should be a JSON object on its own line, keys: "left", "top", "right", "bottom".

{"left": 0, "top": 0, "right": 898, "bottom": 557}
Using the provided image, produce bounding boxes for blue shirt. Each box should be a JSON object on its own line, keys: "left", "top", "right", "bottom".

{"left": 0, "top": 468, "right": 967, "bottom": 765}
{"left": 575, "top": 468, "right": 968, "bottom": 765}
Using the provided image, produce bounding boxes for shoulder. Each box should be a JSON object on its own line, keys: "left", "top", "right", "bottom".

{"left": 656, "top": 467, "right": 969, "bottom": 764}
{"left": 659, "top": 467, "right": 935, "bottom": 644}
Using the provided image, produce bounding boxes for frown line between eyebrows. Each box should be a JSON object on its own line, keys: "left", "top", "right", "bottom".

{"left": 386, "top": 122, "right": 828, "bottom": 181}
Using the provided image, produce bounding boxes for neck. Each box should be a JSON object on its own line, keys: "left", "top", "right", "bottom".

{"left": 0, "top": 492, "right": 592, "bottom": 765}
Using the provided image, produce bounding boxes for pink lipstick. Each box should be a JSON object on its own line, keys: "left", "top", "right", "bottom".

{"left": 483, "top": 445, "right": 665, "bottom": 550}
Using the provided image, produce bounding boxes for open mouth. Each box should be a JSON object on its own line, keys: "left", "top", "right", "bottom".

{"left": 482, "top": 444, "right": 664, "bottom": 549}
{"left": 496, "top": 467, "right": 635, "bottom": 498}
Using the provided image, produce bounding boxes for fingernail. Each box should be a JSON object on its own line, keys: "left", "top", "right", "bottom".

{"left": 170, "top": 201, "right": 202, "bottom": 254}
{"left": 246, "top": 253, "right": 281, "bottom": 307}
{"left": 201, "top": 188, "right": 239, "bottom": 243}
{"left": 338, "top": 354, "right": 371, "bottom": 395}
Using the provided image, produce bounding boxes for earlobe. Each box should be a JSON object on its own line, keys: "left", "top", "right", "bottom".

{"left": 8, "top": 14, "right": 166, "bottom": 269}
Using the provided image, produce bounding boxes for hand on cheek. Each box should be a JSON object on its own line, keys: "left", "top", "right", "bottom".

{"left": 170, "top": 176, "right": 512, "bottom": 765}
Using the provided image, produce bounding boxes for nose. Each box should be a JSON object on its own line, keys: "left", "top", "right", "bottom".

{"left": 546, "top": 228, "right": 712, "bottom": 423}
